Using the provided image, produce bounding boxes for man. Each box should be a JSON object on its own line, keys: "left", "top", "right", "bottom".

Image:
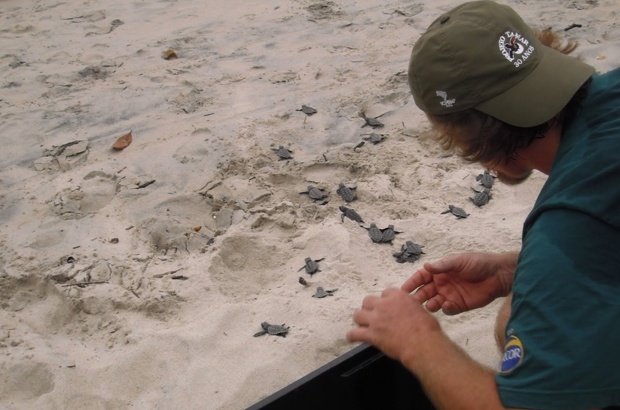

{"left": 346, "top": 1, "right": 620, "bottom": 409}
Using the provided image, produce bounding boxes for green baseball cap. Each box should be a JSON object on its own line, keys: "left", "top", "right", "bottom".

{"left": 408, "top": 0, "right": 594, "bottom": 127}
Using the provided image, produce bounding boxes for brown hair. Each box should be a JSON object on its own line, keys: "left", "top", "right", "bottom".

{"left": 426, "top": 30, "right": 590, "bottom": 164}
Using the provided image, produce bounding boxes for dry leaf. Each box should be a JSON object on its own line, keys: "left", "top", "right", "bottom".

{"left": 193, "top": 226, "right": 202, "bottom": 232}
{"left": 596, "top": 54, "right": 606, "bottom": 60}
{"left": 162, "top": 49, "right": 178, "bottom": 60}
{"left": 112, "top": 131, "right": 132, "bottom": 150}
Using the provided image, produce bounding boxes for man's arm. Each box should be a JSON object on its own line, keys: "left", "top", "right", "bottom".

{"left": 347, "top": 288, "right": 520, "bottom": 410}
{"left": 402, "top": 327, "right": 514, "bottom": 410}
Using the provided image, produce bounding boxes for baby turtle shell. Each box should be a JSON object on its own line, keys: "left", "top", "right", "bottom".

{"left": 272, "top": 145, "right": 293, "bottom": 160}
{"left": 336, "top": 183, "right": 357, "bottom": 202}
{"left": 360, "top": 113, "right": 384, "bottom": 128}
{"left": 381, "top": 224, "right": 401, "bottom": 244}
{"left": 300, "top": 185, "right": 328, "bottom": 204}
{"left": 441, "top": 205, "right": 469, "bottom": 219}
{"left": 470, "top": 188, "right": 492, "bottom": 207}
{"left": 476, "top": 170, "right": 496, "bottom": 189}
{"left": 403, "top": 241, "right": 424, "bottom": 256}
{"left": 297, "top": 105, "right": 317, "bottom": 115}
{"left": 298, "top": 257, "right": 325, "bottom": 276}
{"left": 339, "top": 205, "right": 364, "bottom": 223}
{"left": 393, "top": 241, "right": 425, "bottom": 263}
{"left": 365, "top": 223, "right": 384, "bottom": 243}
{"left": 312, "top": 287, "right": 338, "bottom": 298}
{"left": 253, "top": 322, "right": 290, "bottom": 337}
{"left": 362, "top": 133, "right": 387, "bottom": 144}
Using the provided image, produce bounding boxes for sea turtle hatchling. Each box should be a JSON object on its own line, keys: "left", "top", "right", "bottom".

{"left": 336, "top": 182, "right": 357, "bottom": 202}
{"left": 365, "top": 223, "right": 385, "bottom": 243}
{"left": 296, "top": 105, "right": 317, "bottom": 115}
{"left": 272, "top": 145, "right": 293, "bottom": 160}
{"left": 393, "top": 240, "right": 425, "bottom": 263}
{"left": 441, "top": 205, "right": 469, "bottom": 219}
{"left": 380, "top": 224, "right": 402, "bottom": 244}
{"left": 298, "top": 257, "right": 325, "bottom": 276}
{"left": 403, "top": 240, "right": 424, "bottom": 256}
{"left": 360, "top": 113, "right": 384, "bottom": 128}
{"left": 339, "top": 205, "right": 364, "bottom": 223}
{"left": 312, "top": 286, "right": 338, "bottom": 298}
{"left": 299, "top": 185, "right": 328, "bottom": 205}
{"left": 362, "top": 133, "right": 387, "bottom": 145}
{"left": 253, "top": 322, "right": 290, "bottom": 338}
{"left": 470, "top": 187, "right": 492, "bottom": 207}
{"left": 476, "top": 170, "right": 496, "bottom": 189}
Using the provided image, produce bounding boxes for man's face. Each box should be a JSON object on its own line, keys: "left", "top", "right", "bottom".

{"left": 482, "top": 156, "right": 533, "bottom": 186}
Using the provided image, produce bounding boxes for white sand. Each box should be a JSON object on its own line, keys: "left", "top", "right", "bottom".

{"left": 0, "top": 0, "right": 617, "bottom": 408}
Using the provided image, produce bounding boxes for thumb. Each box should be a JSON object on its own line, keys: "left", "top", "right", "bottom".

{"left": 425, "top": 254, "right": 461, "bottom": 274}
{"left": 423, "top": 260, "right": 448, "bottom": 274}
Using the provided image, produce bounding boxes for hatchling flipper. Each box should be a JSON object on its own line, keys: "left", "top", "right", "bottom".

{"left": 365, "top": 223, "right": 384, "bottom": 243}
{"left": 297, "top": 105, "right": 317, "bottom": 115}
{"left": 393, "top": 240, "right": 425, "bottom": 263}
{"left": 441, "top": 205, "right": 469, "bottom": 219}
{"left": 360, "top": 113, "right": 384, "bottom": 128}
{"left": 339, "top": 205, "right": 364, "bottom": 223}
{"left": 299, "top": 185, "right": 329, "bottom": 205}
{"left": 362, "top": 133, "right": 387, "bottom": 144}
{"left": 298, "top": 257, "right": 325, "bottom": 276}
{"left": 470, "top": 187, "right": 492, "bottom": 207}
{"left": 336, "top": 182, "right": 357, "bottom": 202}
{"left": 312, "top": 286, "right": 338, "bottom": 298}
{"left": 272, "top": 145, "right": 293, "bottom": 160}
{"left": 254, "top": 322, "right": 290, "bottom": 337}
{"left": 476, "top": 170, "right": 496, "bottom": 189}
{"left": 380, "top": 224, "right": 401, "bottom": 244}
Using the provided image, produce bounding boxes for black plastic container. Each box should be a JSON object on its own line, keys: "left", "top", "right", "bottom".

{"left": 247, "top": 343, "right": 436, "bottom": 410}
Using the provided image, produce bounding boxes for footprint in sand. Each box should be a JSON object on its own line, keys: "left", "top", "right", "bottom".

{"left": 141, "top": 218, "right": 213, "bottom": 254}
{"left": 0, "top": 362, "right": 55, "bottom": 401}
{"left": 50, "top": 171, "right": 118, "bottom": 219}
{"left": 34, "top": 140, "right": 90, "bottom": 172}
{"left": 208, "top": 234, "right": 289, "bottom": 301}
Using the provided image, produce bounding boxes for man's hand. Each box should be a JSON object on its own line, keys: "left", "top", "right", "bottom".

{"left": 346, "top": 288, "right": 440, "bottom": 363}
{"left": 402, "top": 252, "right": 516, "bottom": 315}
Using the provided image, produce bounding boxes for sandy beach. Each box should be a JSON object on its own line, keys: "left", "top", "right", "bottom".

{"left": 1, "top": 0, "right": 618, "bottom": 408}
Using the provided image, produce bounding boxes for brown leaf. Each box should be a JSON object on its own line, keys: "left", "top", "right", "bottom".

{"left": 193, "top": 226, "right": 202, "bottom": 232}
{"left": 112, "top": 131, "right": 132, "bottom": 150}
{"left": 162, "top": 49, "right": 178, "bottom": 60}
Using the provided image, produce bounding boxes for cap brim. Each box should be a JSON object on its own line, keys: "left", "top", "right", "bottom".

{"left": 475, "top": 48, "right": 595, "bottom": 127}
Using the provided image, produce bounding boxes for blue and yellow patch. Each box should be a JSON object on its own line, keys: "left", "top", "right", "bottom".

{"left": 501, "top": 335, "right": 524, "bottom": 374}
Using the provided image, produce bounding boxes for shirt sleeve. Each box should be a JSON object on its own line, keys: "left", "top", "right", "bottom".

{"left": 495, "top": 209, "right": 620, "bottom": 410}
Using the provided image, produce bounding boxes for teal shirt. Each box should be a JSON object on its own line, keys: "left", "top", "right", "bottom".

{"left": 496, "top": 67, "right": 620, "bottom": 409}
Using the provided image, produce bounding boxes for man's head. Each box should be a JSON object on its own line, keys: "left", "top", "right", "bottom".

{"left": 408, "top": 0, "right": 594, "bottom": 128}
{"left": 409, "top": 1, "right": 594, "bottom": 184}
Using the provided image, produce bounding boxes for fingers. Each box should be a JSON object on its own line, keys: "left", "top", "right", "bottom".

{"left": 425, "top": 252, "right": 469, "bottom": 275}
{"left": 425, "top": 294, "right": 446, "bottom": 312}
{"left": 441, "top": 300, "right": 463, "bottom": 316}
{"left": 381, "top": 287, "right": 400, "bottom": 297}
{"left": 402, "top": 255, "right": 462, "bottom": 293}
{"left": 401, "top": 268, "right": 433, "bottom": 293}
{"left": 353, "top": 294, "right": 380, "bottom": 326}
{"left": 423, "top": 258, "right": 453, "bottom": 275}
{"left": 361, "top": 294, "right": 379, "bottom": 309}
{"left": 352, "top": 308, "right": 368, "bottom": 325}
{"left": 410, "top": 281, "right": 437, "bottom": 303}
{"left": 346, "top": 327, "right": 372, "bottom": 343}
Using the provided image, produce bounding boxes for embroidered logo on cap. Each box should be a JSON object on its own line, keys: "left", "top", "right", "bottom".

{"left": 500, "top": 334, "right": 524, "bottom": 374}
{"left": 436, "top": 90, "right": 455, "bottom": 108}
{"left": 498, "top": 31, "right": 535, "bottom": 68}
